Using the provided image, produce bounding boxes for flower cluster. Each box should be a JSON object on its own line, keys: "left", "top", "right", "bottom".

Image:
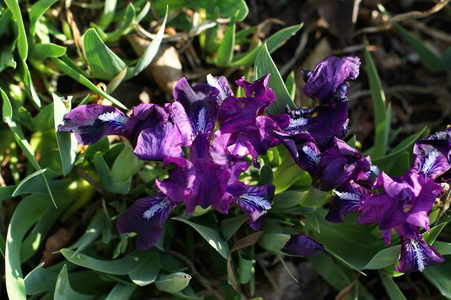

{"left": 59, "top": 75, "right": 288, "bottom": 249}
{"left": 276, "top": 56, "right": 446, "bottom": 272}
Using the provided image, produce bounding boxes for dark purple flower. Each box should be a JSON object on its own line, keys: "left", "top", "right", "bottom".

{"left": 283, "top": 102, "right": 349, "bottom": 149}
{"left": 302, "top": 56, "right": 360, "bottom": 105}
{"left": 173, "top": 77, "right": 219, "bottom": 140}
{"left": 413, "top": 128, "right": 451, "bottom": 180}
{"left": 394, "top": 224, "right": 444, "bottom": 273}
{"left": 227, "top": 182, "right": 274, "bottom": 230}
{"left": 315, "top": 138, "right": 373, "bottom": 191}
{"left": 156, "top": 134, "right": 237, "bottom": 215}
{"left": 207, "top": 74, "right": 234, "bottom": 102}
{"left": 58, "top": 104, "right": 129, "bottom": 145}
{"left": 116, "top": 193, "right": 180, "bottom": 249}
{"left": 359, "top": 169, "right": 442, "bottom": 245}
{"left": 282, "top": 234, "right": 324, "bottom": 257}
{"left": 273, "top": 131, "right": 321, "bottom": 177}
{"left": 325, "top": 181, "right": 372, "bottom": 222}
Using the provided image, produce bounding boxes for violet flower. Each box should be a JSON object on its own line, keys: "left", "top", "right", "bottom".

{"left": 394, "top": 223, "right": 444, "bottom": 273}
{"left": 302, "top": 56, "right": 360, "bottom": 105}
{"left": 325, "top": 180, "right": 372, "bottom": 223}
{"left": 116, "top": 193, "right": 180, "bottom": 249}
{"left": 413, "top": 127, "right": 451, "bottom": 181}
{"left": 227, "top": 181, "right": 274, "bottom": 230}
{"left": 282, "top": 234, "right": 324, "bottom": 257}
{"left": 359, "top": 169, "right": 442, "bottom": 245}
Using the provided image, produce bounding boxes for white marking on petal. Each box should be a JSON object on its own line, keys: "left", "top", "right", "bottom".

{"left": 143, "top": 198, "right": 172, "bottom": 220}
{"left": 410, "top": 238, "right": 425, "bottom": 272}
{"left": 98, "top": 111, "right": 128, "bottom": 124}
{"left": 302, "top": 145, "right": 320, "bottom": 165}
{"left": 240, "top": 194, "right": 271, "bottom": 210}
{"left": 196, "top": 107, "right": 207, "bottom": 134}
{"left": 335, "top": 191, "right": 360, "bottom": 201}
{"left": 207, "top": 74, "right": 227, "bottom": 101}
{"left": 286, "top": 117, "right": 308, "bottom": 130}
{"left": 421, "top": 150, "right": 440, "bottom": 174}
{"left": 370, "top": 164, "right": 380, "bottom": 175}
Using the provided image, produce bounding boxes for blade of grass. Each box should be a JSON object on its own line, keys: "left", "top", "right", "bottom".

{"left": 254, "top": 44, "right": 297, "bottom": 114}
{"left": 364, "top": 37, "right": 390, "bottom": 159}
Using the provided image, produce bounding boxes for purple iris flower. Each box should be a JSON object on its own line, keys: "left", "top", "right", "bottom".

{"left": 394, "top": 223, "right": 444, "bottom": 273}
{"left": 315, "top": 138, "right": 373, "bottom": 191}
{"left": 58, "top": 104, "right": 130, "bottom": 145}
{"left": 273, "top": 131, "right": 321, "bottom": 177}
{"left": 156, "top": 133, "right": 245, "bottom": 215}
{"left": 302, "top": 56, "right": 360, "bottom": 105}
{"left": 173, "top": 77, "right": 220, "bottom": 141}
{"left": 413, "top": 127, "right": 451, "bottom": 180}
{"left": 216, "top": 75, "right": 290, "bottom": 167}
{"left": 359, "top": 169, "right": 442, "bottom": 245}
{"left": 282, "top": 102, "right": 349, "bottom": 149}
{"left": 282, "top": 234, "right": 324, "bottom": 257}
{"left": 58, "top": 103, "right": 187, "bottom": 161}
{"left": 325, "top": 180, "right": 372, "bottom": 223}
{"left": 116, "top": 192, "right": 180, "bottom": 249}
{"left": 227, "top": 181, "right": 274, "bottom": 230}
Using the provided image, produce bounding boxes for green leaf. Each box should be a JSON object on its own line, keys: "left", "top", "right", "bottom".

{"left": 51, "top": 57, "right": 127, "bottom": 110}
{"left": 29, "top": 0, "right": 59, "bottom": 36}
{"left": 6, "top": 195, "right": 51, "bottom": 300}
{"left": 128, "top": 249, "right": 160, "bottom": 286}
{"left": 255, "top": 44, "right": 296, "bottom": 114}
{"left": 423, "top": 259, "right": 451, "bottom": 298}
{"left": 218, "top": 0, "right": 248, "bottom": 21}
{"left": 60, "top": 248, "right": 151, "bottom": 275}
{"left": 364, "top": 246, "right": 400, "bottom": 270}
{"left": 111, "top": 145, "right": 141, "bottom": 183}
{"left": 379, "top": 271, "right": 407, "bottom": 300}
{"left": 231, "top": 24, "right": 303, "bottom": 67}
{"left": 424, "top": 222, "right": 448, "bottom": 245}
{"left": 238, "top": 256, "right": 254, "bottom": 284}
{"left": 12, "top": 169, "right": 47, "bottom": 197}
{"left": 258, "top": 233, "right": 290, "bottom": 254}
{"left": 30, "top": 43, "right": 66, "bottom": 61}
{"left": 214, "top": 18, "right": 236, "bottom": 66}
{"left": 54, "top": 265, "right": 96, "bottom": 300}
{"left": 103, "top": 3, "right": 136, "bottom": 42}
{"left": 172, "top": 217, "right": 230, "bottom": 259}
{"left": 83, "top": 28, "right": 127, "bottom": 81}
{"left": 53, "top": 94, "right": 78, "bottom": 176}
{"left": 0, "top": 43, "right": 17, "bottom": 72}
{"left": 273, "top": 156, "right": 307, "bottom": 194}
{"left": 431, "top": 241, "right": 451, "bottom": 256}
{"left": 285, "top": 71, "right": 296, "bottom": 100}
{"left": 69, "top": 210, "right": 105, "bottom": 255}
{"left": 155, "top": 272, "right": 192, "bottom": 293}
{"left": 5, "top": 0, "right": 28, "bottom": 61}
{"left": 220, "top": 214, "right": 248, "bottom": 241}
{"left": 98, "top": 0, "right": 118, "bottom": 29}
{"left": 1, "top": 89, "right": 56, "bottom": 206}
{"left": 364, "top": 38, "right": 389, "bottom": 159}
{"left": 271, "top": 190, "right": 304, "bottom": 210}
{"left": 0, "top": 186, "right": 16, "bottom": 202}
{"left": 300, "top": 188, "right": 332, "bottom": 208}
{"left": 128, "top": 9, "right": 168, "bottom": 79}
{"left": 105, "top": 283, "right": 136, "bottom": 300}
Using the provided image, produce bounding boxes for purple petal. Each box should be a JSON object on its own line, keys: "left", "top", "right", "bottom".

{"left": 284, "top": 102, "right": 349, "bottom": 149}
{"left": 133, "top": 122, "right": 185, "bottom": 161}
{"left": 413, "top": 132, "right": 451, "bottom": 180}
{"left": 156, "top": 157, "right": 196, "bottom": 203}
{"left": 228, "top": 182, "right": 274, "bottom": 230}
{"left": 325, "top": 181, "right": 370, "bottom": 222}
{"left": 58, "top": 104, "right": 129, "bottom": 145}
{"left": 125, "top": 103, "right": 167, "bottom": 143}
{"left": 188, "top": 159, "right": 232, "bottom": 214}
{"left": 173, "top": 77, "right": 219, "bottom": 138}
{"left": 116, "top": 193, "right": 179, "bottom": 249}
{"left": 206, "top": 74, "right": 234, "bottom": 102}
{"left": 236, "top": 74, "right": 276, "bottom": 103}
{"left": 303, "top": 56, "right": 360, "bottom": 105}
{"left": 396, "top": 231, "right": 444, "bottom": 273}
{"left": 282, "top": 234, "right": 324, "bottom": 257}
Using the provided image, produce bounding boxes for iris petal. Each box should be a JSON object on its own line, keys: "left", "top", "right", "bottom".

{"left": 282, "top": 234, "right": 324, "bottom": 257}
{"left": 116, "top": 193, "right": 179, "bottom": 249}
{"left": 59, "top": 104, "right": 129, "bottom": 145}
